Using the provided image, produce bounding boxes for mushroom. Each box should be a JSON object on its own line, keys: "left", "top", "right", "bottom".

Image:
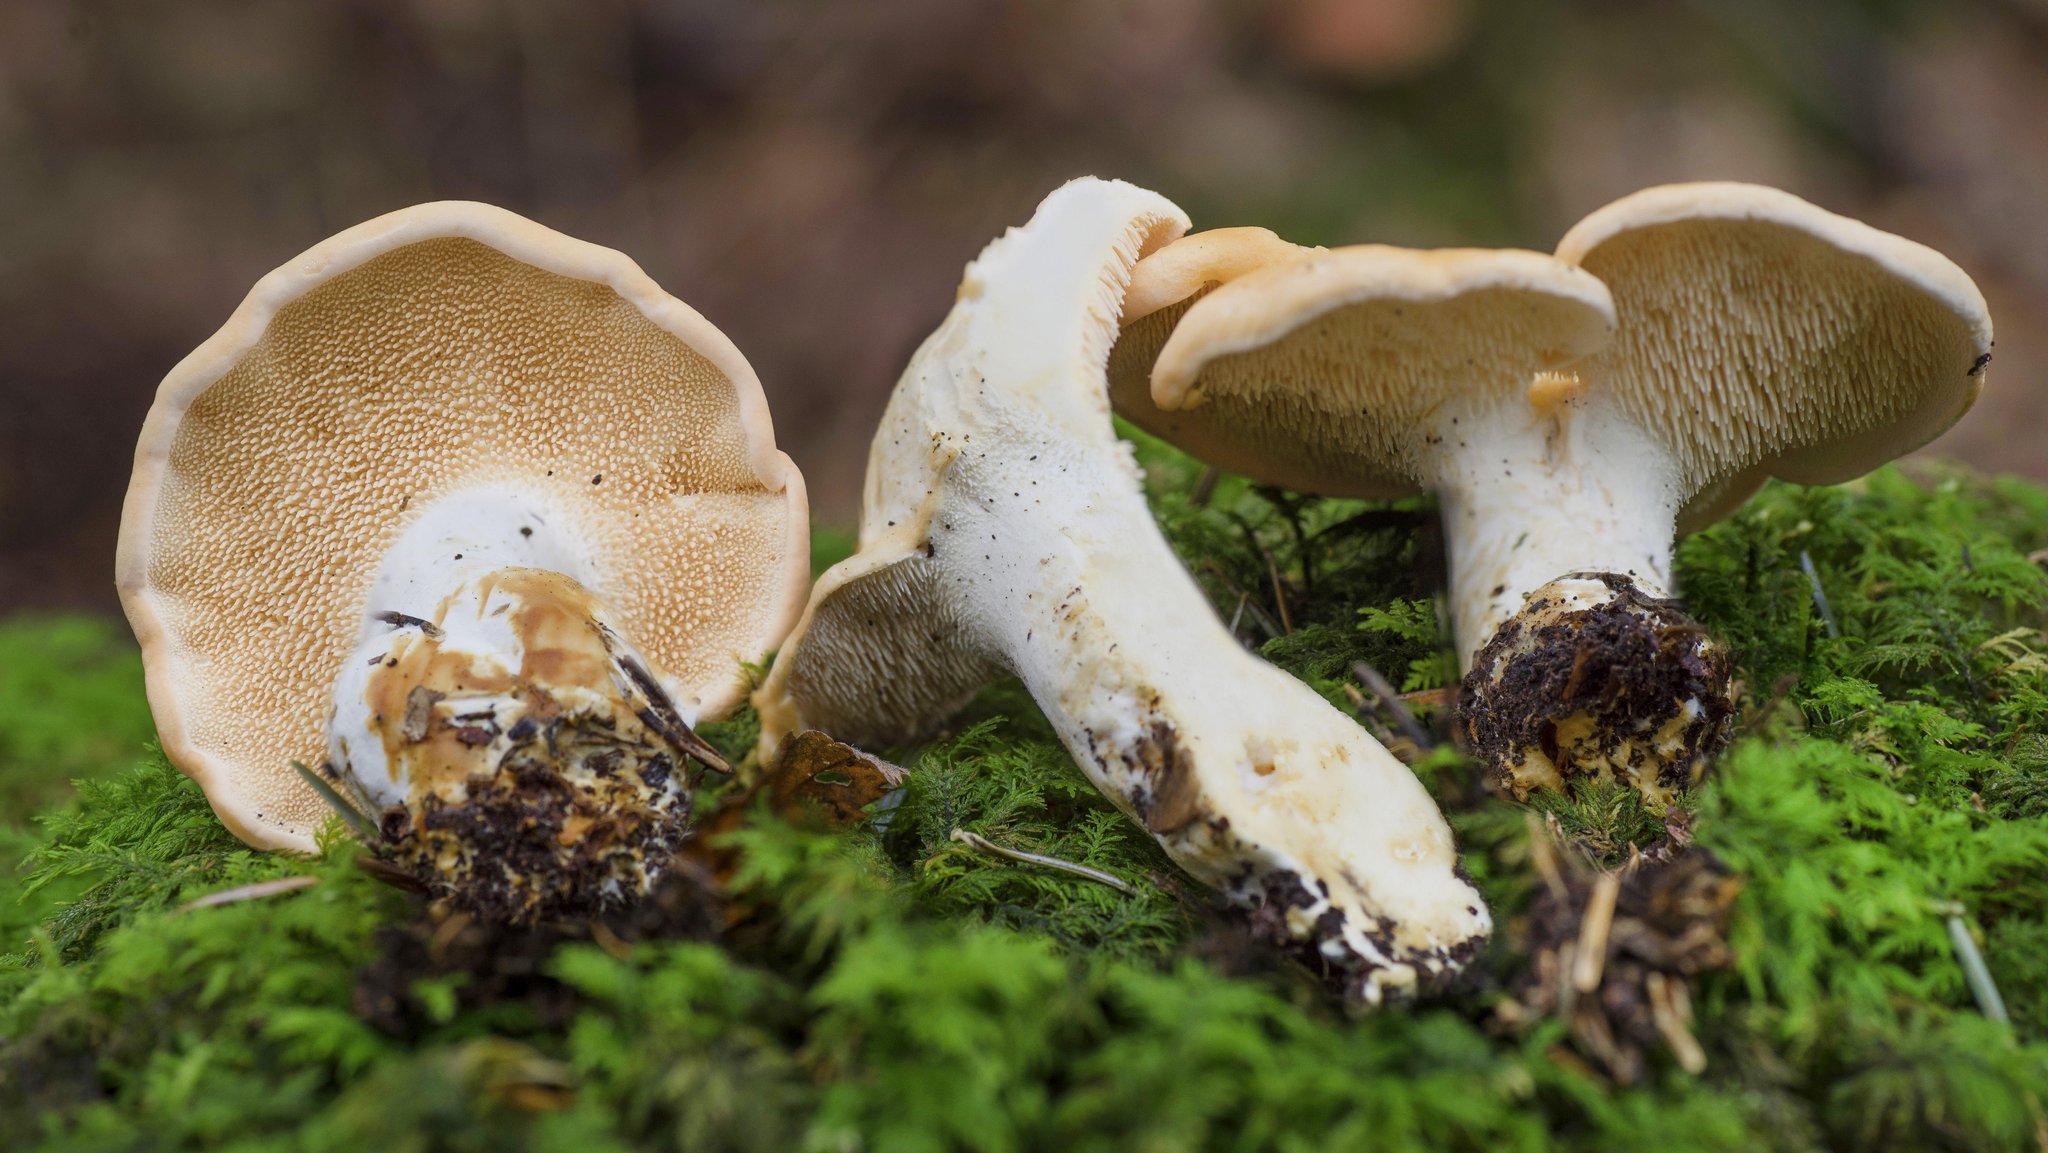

{"left": 118, "top": 202, "right": 808, "bottom": 919}
{"left": 1109, "top": 183, "right": 1991, "bottom": 807}
{"left": 754, "top": 177, "right": 1490, "bottom": 1003}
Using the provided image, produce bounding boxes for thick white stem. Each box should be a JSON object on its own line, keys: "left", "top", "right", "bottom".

{"left": 328, "top": 488, "right": 696, "bottom": 800}
{"left": 1432, "top": 400, "right": 1685, "bottom": 670}
{"left": 325, "top": 489, "right": 705, "bottom": 914}
{"left": 928, "top": 432, "right": 1488, "bottom": 1000}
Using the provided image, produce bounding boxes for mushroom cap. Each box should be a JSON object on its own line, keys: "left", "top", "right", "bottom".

{"left": 1118, "top": 226, "right": 1314, "bottom": 325}
{"left": 118, "top": 202, "right": 808, "bottom": 851}
{"left": 1107, "top": 244, "right": 1617, "bottom": 498}
{"left": 1553, "top": 182, "right": 1993, "bottom": 532}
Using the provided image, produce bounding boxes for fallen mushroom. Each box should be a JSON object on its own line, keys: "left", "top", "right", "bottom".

{"left": 1110, "top": 183, "right": 1991, "bottom": 807}
{"left": 755, "top": 177, "right": 1490, "bottom": 1003}
{"left": 118, "top": 201, "right": 808, "bottom": 919}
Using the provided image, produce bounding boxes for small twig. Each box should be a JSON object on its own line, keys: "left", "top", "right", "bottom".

{"left": 1224, "top": 511, "right": 1293, "bottom": 636}
{"left": 1342, "top": 684, "right": 1406, "bottom": 757}
{"left": 1200, "top": 560, "right": 1282, "bottom": 639}
{"left": 356, "top": 854, "right": 429, "bottom": 893}
{"left": 1401, "top": 686, "right": 1458, "bottom": 712}
{"left": 609, "top": 651, "right": 732, "bottom": 773}
{"left": 1526, "top": 813, "right": 1570, "bottom": 904}
{"left": 176, "top": 875, "right": 319, "bottom": 914}
{"left": 1350, "top": 662, "right": 1434, "bottom": 752}
{"left": 1572, "top": 872, "right": 1621, "bottom": 994}
{"left": 1799, "top": 551, "right": 1840, "bottom": 639}
{"left": 1227, "top": 592, "right": 1249, "bottom": 638}
{"left": 1305, "top": 506, "right": 1431, "bottom": 545}
{"left": 1190, "top": 465, "right": 1220, "bottom": 508}
{"left": 1266, "top": 489, "right": 1314, "bottom": 599}
{"left": 1929, "top": 606, "right": 1991, "bottom": 708}
{"left": 949, "top": 828, "right": 1133, "bottom": 893}
{"left": 1265, "top": 550, "right": 1295, "bottom": 634}
{"left": 428, "top": 911, "right": 475, "bottom": 961}
{"left": 291, "top": 760, "right": 375, "bottom": 841}
{"left": 1936, "top": 900, "right": 2010, "bottom": 1024}
{"left": 1646, "top": 972, "right": 1709, "bottom": 1074}
{"left": 588, "top": 919, "right": 635, "bottom": 961}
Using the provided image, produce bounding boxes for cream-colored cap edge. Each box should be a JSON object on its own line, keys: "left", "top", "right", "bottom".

{"left": 116, "top": 201, "right": 809, "bottom": 851}
{"left": 1151, "top": 244, "right": 1616, "bottom": 411}
{"left": 1559, "top": 181, "right": 1993, "bottom": 500}
{"left": 1557, "top": 181, "right": 1993, "bottom": 350}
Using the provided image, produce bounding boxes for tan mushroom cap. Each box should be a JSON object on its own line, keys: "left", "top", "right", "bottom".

{"left": 1118, "top": 226, "right": 1314, "bottom": 325}
{"left": 1553, "top": 182, "right": 1994, "bottom": 532}
{"left": 117, "top": 202, "right": 809, "bottom": 851}
{"left": 1108, "top": 245, "right": 1618, "bottom": 497}
{"left": 1108, "top": 228, "right": 1309, "bottom": 470}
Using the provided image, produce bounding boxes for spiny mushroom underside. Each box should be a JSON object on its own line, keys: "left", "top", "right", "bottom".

{"left": 1559, "top": 190, "right": 1994, "bottom": 501}
{"left": 1109, "top": 303, "right": 1425, "bottom": 500}
{"left": 120, "top": 209, "right": 809, "bottom": 854}
{"left": 755, "top": 544, "right": 1004, "bottom": 750}
{"left": 1460, "top": 574, "right": 1736, "bottom": 811}
{"left": 331, "top": 568, "right": 726, "bottom": 922}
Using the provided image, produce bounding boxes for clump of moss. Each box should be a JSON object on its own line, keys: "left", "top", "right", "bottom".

{"left": 0, "top": 617, "right": 156, "bottom": 820}
{"left": 5, "top": 445, "right": 2048, "bottom": 1150}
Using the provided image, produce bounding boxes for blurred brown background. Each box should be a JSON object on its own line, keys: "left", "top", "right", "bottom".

{"left": 4, "top": 0, "right": 2045, "bottom": 614}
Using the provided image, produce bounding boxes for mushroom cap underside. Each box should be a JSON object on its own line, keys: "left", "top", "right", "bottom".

{"left": 1107, "top": 244, "right": 1618, "bottom": 498}
{"left": 1558, "top": 181, "right": 1992, "bottom": 529}
{"left": 1111, "top": 185, "right": 1992, "bottom": 532}
{"left": 754, "top": 535, "right": 1004, "bottom": 755}
{"left": 118, "top": 201, "right": 808, "bottom": 851}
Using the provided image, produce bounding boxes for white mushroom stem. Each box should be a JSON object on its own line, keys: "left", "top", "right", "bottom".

{"left": 929, "top": 434, "right": 1485, "bottom": 1001}
{"left": 1437, "top": 395, "right": 1733, "bottom": 812}
{"left": 1430, "top": 396, "right": 1684, "bottom": 671}
{"left": 759, "top": 178, "right": 1490, "bottom": 1002}
{"left": 329, "top": 486, "right": 707, "bottom": 792}
{"left": 324, "top": 487, "right": 719, "bottom": 917}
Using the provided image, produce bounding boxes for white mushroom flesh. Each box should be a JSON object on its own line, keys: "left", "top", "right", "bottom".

{"left": 1431, "top": 395, "right": 1685, "bottom": 667}
{"left": 322, "top": 487, "right": 722, "bottom": 919}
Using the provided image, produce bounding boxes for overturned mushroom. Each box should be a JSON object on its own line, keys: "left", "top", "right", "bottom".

{"left": 1111, "top": 183, "right": 1991, "bottom": 807}
{"left": 118, "top": 202, "right": 808, "bottom": 919}
{"left": 755, "top": 177, "right": 1490, "bottom": 1003}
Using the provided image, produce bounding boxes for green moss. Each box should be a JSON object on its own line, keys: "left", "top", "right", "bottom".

{"left": 0, "top": 616, "right": 157, "bottom": 820}
{"left": 6, "top": 451, "right": 2048, "bottom": 1150}
{"left": 878, "top": 717, "right": 1192, "bottom": 959}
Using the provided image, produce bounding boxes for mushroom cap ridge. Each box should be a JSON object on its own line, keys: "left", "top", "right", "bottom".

{"left": 118, "top": 201, "right": 809, "bottom": 852}
{"left": 1555, "top": 182, "right": 1993, "bottom": 533}
{"left": 1118, "top": 226, "right": 1313, "bottom": 326}
{"left": 1109, "top": 244, "right": 1617, "bottom": 499}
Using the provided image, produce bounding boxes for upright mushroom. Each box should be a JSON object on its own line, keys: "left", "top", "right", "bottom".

{"left": 756, "top": 177, "right": 1490, "bottom": 1003}
{"left": 118, "top": 202, "right": 808, "bottom": 919}
{"left": 1110, "top": 183, "right": 1991, "bottom": 806}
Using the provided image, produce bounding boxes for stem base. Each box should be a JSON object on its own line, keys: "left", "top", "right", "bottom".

{"left": 1459, "top": 574, "right": 1735, "bottom": 810}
